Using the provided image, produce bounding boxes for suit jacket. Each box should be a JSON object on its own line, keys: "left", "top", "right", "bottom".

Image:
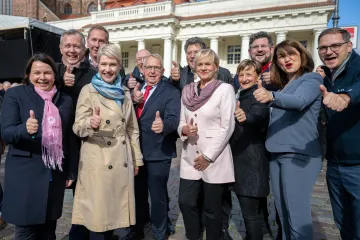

{"left": 137, "top": 80, "right": 180, "bottom": 161}
{"left": 1, "top": 84, "right": 75, "bottom": 225}
{"left": 266, "top": 72, "right": 323, "bottom": 157}
{"left": 177, "top": 82, "right": 235, "bottom": 184}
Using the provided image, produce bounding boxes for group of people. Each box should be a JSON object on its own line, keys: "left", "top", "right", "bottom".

{"left": 0, "top": 24, "right": 358, "bottom": 240}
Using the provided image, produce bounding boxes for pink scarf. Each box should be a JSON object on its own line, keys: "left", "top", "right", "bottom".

{"left": 34, "top": 86, "right": 64, "bottom": 171}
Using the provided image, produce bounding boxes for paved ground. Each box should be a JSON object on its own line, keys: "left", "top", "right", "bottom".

{"left": 0, "top": 142, "right": 340, "bottom": 240}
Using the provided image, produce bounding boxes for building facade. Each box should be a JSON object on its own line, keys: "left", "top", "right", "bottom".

{"left": 1, "top": 0, "right": 12, "bottom": 15}
{"left": 48, "top": 0, "right": 335, "bottom": 77}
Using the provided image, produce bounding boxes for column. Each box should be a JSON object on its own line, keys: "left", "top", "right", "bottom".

{"left": 117, "top": 41, "right": 122, "bottom": 52}
{"left": 172, "top": 39, "right": 178, "bottom": 62}
{"left": 275, "top": 31, "right": 288, "bottom": 44}
{"left": 163, "top": 38, "right": 173, "bottom": 77}
{"left": 240, "top": 34, "right": 250, "bottom": 60}
{"left": 210, "top": 37, "right": 219, "bottom": 54}
{"left": 313, "top": 29, "right": 326, "bottom": 69}
{"left": 180, "top": 39, "right": 187, "bottom": 67}
{"left": 137, "top": 39, "right": 145, "bottom": 51}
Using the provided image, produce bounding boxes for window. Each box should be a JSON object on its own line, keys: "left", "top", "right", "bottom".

{"left": 43, "top": 17, "right": 47, "bottom": 22}
{"left": 87, "top": 2, "right": 97, "bottom": 13}
{"left": 300, "top": 40, "right": 307, "bottom": 49}
{"left": 122, "top": 52, "right": 129, "bottom": 68}
{"left": 227, "top": 45, "right": 241, "bottom": 64}
{"left": 64, "top": 3, "right": 72, "bottom": 15}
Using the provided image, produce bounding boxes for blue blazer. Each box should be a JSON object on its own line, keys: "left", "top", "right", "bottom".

{"left": 0, "top": 84, "right": 76, "bottom": 225}
{"left": 137, "top": 80, "right": 180, "bottom": 161}
{"left": 266, "top": 72, "right": 323, "bottom": 157}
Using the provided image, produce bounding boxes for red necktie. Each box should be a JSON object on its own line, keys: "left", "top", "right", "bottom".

{"left": 136, "top": 85, "right": 153, "bottom": 118}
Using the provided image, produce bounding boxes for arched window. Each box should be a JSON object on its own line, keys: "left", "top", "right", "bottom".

{"left": 87, "top": 2, "right": 97, "bottom": 13}
{"left": 64, "top": 3, "right": 72, "bottom": 14}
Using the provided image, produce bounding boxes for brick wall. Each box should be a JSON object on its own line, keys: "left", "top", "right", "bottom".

{"left": 13, "top": 0, "right": 39, "bottom": 19}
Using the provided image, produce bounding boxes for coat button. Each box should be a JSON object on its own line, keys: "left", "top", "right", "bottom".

{"left": 108, "top": 165, "right": 113, "bottom": 169}
{"left": 195, "top": 143, "right": 197, "bottom": 145}
{"left": 124, "top": 163, "right": 128, "bottom": 167}
{"left": 107, "top": 141, "right": 111, "bottom": 146}
{"left": 195, "top": 114, "right": 197, "bottom": 117}
{"left": 122, "top": 141, "right": 126, "bottom": 145}
{"left": 106, "top": 120, "right": 110, "bottom": 124}
{"left": 196, "top": 151, "right": 199, "bottom": 154}
{"left": 122, "top": 118, "right": 125, "bottom": 122}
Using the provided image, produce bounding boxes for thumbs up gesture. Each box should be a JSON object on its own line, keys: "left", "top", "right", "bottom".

{"left": 26, "top": 110, "right": 39, "bottom": 135}
{"left": 127, "top": 73, "right": 137, "bottom": 89}
{"left": 151, "top": 111, "right": 164, "bottom": 134}
{"left": 320, "top": 84, "right": 350, "bottom": 112}
{"left": 64, "top": 65, "right": 75, "bottom": 87}
{"left": 182, "top": 118, "right": 198, "bottom": 137}
{"left": 132, "top": 83, "right": 144, "bottom": 104}
{"left": 234, "top": 101, "right": 246, "bottom": 123}
{"left": 171, "top": 61, "right": 180, "bottom": 81}
{"left": 90, "top": 106, "right": 101, "bottom": 130}
{"left": 253, "top": 80, "right": 274, "bottom": 104}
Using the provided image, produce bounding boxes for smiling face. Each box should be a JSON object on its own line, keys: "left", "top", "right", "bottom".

{"left": 276, "top": 47, "right": 301, "bottom": 80}
{"left": 60, "top": 33, "right": 85, "bottom": 66}
{"left": 249, "top": 37, "right": 273, "bottom": 66}
{"left": 136, "top": 49, "right": 151, "bottom": 74}
{"left": 144, "top": 56, "right": 164, "bottom": 86}
{"left": 98, "top": 55, "right": 121, "bottom": 84}
{"left": 87, "top": 29, "right": 108, "bottom": 63}
{"left": 195, "top": 55, "right": 218, "bottom": 83}
{"left": 29, "top": 61, "right": 55, "bottom": 91}
{"left": 186, "top": 44, "right": 202, "bottom": 70}
{"left": 238, "top": 66, "right": 260, "bottom": 90}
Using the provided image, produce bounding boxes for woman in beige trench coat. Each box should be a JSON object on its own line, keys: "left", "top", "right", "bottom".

{"left": 72, "top": 44, "right": 143, "bottom": 239}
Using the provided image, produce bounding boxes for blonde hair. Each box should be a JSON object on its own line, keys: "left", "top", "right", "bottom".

{"left": 194, "top": 49, "right": 219, "bottom": 68}
{"left": 97, "top": 44, "right": 122, "bottom": 65}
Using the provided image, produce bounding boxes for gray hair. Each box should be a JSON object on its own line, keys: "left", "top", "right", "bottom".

{"left": 318, "top": 28, "right": 351, "bottom": 43}
{"left": 3, "top": 81, "right": 11, "bottom": 87}
{"left": 97, "top": 44, "right": 122, "bottom": 64}
{"left": 60, "top": 29, "right": 86, "bottom": 48}
{"left": 144, "top": 54, "right": 164, "bottom": 68}
{"left": 184, "top": 37, "right": 206, "bottom": 52}
{"left": 249, "top": 31, "right": 274, "bottom": 49}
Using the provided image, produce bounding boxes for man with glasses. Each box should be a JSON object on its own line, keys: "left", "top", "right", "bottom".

{"left": 317, "top": 28, "right": 360, "bottom": 240}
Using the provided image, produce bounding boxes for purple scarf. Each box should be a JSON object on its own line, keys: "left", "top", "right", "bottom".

{"left": 34, "top": 86, "right": 64, "bottom": 171}
{"left": 182, "top": 80, "right": 222, "bottom": 111}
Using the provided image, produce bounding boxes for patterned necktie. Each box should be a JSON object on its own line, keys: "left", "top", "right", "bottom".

{"left": 136, "top": 85, "right": 153, "bottom": 118}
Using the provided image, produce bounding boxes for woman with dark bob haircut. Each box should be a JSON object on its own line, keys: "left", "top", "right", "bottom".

{"left": 1, "top": 53, "right": 77, "bottom": 239}
{"left": 253, "top": 40, "right": 323, "bottom": 239}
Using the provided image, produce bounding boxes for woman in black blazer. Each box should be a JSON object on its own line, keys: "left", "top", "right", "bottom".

{"left": 230, "top": 60, "right": 269, "bottom": 240}
{"left": 1, "top": 53, "right": 76, "bottom": 239}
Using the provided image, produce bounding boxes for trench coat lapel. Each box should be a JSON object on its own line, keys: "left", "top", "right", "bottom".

{"left": 99, "top": 94, "right": 124, "bottom": 117}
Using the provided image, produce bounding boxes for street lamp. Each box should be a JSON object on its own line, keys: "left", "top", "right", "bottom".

{"left": 332, "top": 0, "right": 340, "bottom": 28}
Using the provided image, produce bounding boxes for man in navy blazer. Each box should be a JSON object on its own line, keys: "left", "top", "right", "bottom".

{"left": 132, "top": 54, "right": 180, "bottom": 240}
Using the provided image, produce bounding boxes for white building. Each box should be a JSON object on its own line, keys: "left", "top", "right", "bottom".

{"left": 49, "top": 0, "right": 335, "bottom": 77}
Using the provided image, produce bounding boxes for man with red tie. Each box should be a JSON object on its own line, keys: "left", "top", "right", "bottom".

{"left": 131, "top": 54, "right": 180, "bottom": 240}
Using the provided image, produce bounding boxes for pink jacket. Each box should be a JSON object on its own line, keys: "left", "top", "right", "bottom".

{"left": 177, "top": 83, "right": 235, "bottom": 184}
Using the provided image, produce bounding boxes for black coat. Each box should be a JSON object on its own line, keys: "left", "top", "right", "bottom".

{"left": 230, "top": 85, "right": 270, "bottom": 197}
{"left": 0, "top": 84, "right": 76, "bottom": 225}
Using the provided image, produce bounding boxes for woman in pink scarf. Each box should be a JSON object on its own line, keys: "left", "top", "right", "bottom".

{"left": 1, "top": 53, "right": 76, "bottom": 240}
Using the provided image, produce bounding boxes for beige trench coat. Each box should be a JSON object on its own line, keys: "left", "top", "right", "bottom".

{"left": 72, "top": 84, "right": 143, "bottom": 232}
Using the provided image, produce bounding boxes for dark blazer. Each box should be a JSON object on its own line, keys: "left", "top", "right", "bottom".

{"left": 0, "top": 84, "right": 76, "bottom": 225}
{"left": 171, "top": 65, "right": 234, "bottom": 92}
{"left": 137, "top": 80, "right": 180, "bottom": 161}
{"left": 230, "top": 85, "right": 269, "bottom": 197}
{"left": 266, "top": 72, "right": 323, "bottom": 157}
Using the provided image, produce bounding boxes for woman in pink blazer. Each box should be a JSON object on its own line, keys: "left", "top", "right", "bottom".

{"left": 177, "top": 49, "right": 235, "bottom": 240}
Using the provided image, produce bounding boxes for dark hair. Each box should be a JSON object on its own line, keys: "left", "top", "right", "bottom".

{"left": 87, "top": 25, "right": 109, "bottom": 43}
{"left": 184, "top": 37, "right": 206, "bottom": 52}
{"left": 23, "top": 53, "right": 60, "bottom": 88}
{"left": 249, "top": 31, "right": 273, "bottom": 48}
{"left": 271, "top": 40, "right": 314, "bottom": 89}
{"left": 236, "top": 59, "right": 262, "bottom": 76}
{"left": 318, "top": 28, "right": 351, "bottom": 43}
{"left": 60, "top": 29, "right": 86, "bottom": 48}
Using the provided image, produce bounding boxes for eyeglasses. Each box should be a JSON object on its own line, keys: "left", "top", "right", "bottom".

{"left": 317, "top": 42, "right": 349, "bottom": 54}
{"left": 186, "top": 51, "right": 199, "bottom": 56}
{"left": 250, "top": 44, "right": 271, "bottom": 50}
{"left": 144, "top": 66, "right": 162, "bottom": 71}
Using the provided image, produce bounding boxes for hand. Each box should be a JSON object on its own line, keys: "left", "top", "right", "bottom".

{"left": 234, "top": 101, "right": 246, "bottom": 123}
{"left": 253, "top": 80, "right": 274, "bottom": 104}
{"left": 151, "top": 111, "right": 164, "bottom": 134}
{"left": 316, "top": 66, "right": 326, "bottom": 78}
{"left": 127, "top": 73, "right": 137, "bottom": 89}
{"left": 171, "top": 61, "right": 180, "bottom": 81}
{"left": 90, "top": 106, "right": 101, "bottom": 130}
{"left": 132, "top": 83, "right": 144, "bottom": 104}
{"left": 134, "top": 167, "right": 139, "bottom": 176}
{"left": 182, "top": 118, "right": 198, "bottom": 137}
{"left": 26, "top": 110, "right": 38, "bottom": 135}
{"left": 65, "top": 180, "right": 74, "bottom": 187}
{"left": 320, "top": 85, "right": 350, "bottom": 112}
{"left": 193, "top": 155, "right": 210, "bottom": 171}
{"left": 261, "top": 72, "right": 271, "bottom": 85}
{"left": 64, "top": 65, "right": 75, "bottom": 87}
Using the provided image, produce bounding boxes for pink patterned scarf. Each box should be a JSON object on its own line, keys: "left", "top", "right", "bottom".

{"left": 34, "top": 86, "right": 64, "bottom": 171}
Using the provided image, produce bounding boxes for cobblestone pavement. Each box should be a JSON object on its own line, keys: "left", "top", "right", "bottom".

{"left": 0, "top": 142, "right": 340, "bottom": 240}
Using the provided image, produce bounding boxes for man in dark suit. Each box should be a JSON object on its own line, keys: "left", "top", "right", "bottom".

{"left": 132, "top": 54, "right": 180, "bottom": 240}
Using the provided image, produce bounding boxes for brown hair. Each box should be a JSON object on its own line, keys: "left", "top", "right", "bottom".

{"left": 236, "top": 59, "right": 262, "bottom": 76}
{"left": 271, "top": 40, "right": 314, "bottom": 89}
{"left": 87, "top": 25, "right": 109, "bottom": 43}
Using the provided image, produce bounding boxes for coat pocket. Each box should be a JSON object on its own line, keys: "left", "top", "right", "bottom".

{"left": 205, "top": 129, "right": 219, "bottom": 138}
{"left": 10, "top": 148, "right": 31, "bottom": 157}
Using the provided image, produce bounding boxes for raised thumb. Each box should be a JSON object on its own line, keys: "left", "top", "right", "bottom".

{"left": 134, "top": 82, "right": 140, "bottom": 91}
{"left": 257, "top": 80, "right": 263, "bottom": 89}
{"left": 66, "top": 65, "right": 72, "bottom": 74}
{"left": 94, "top": 106, "right": 100, "bottom": 116}
{"left": 319, "top": 85, "right": 328, "bottom": 95}
{"left": 172, "top": 61, "right": 178, "bottom": 68}
{"left": 130, "top": 73, "right": 133, "bottom": 79}
{"left": 236, "top": 101, "right": 240, "bottom": 110}
{"left": 29, "top": 110, "right": 35, "bottom": 119}
{"left": 189, "top": 118, "right": 194, "bottom": 126}
{"left": 155, "top": 111, "right": 160, "bottom": 120}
